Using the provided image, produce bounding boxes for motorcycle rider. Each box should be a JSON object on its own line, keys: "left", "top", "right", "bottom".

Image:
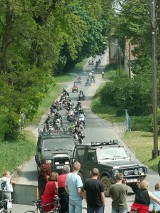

{"left": 76, "top": 75, "right": 82, "bottom": 83}
{"left": 75, "top": 101, "right": 82, "bottom": 111}
{"left": 62, "top": 88, "right": 69, "bottom": 96}
{"left": 78, "top": 90, "right": 85, "bottom": 101}
{"left": 78, "top": 109, "right": 86, "bottom": 127}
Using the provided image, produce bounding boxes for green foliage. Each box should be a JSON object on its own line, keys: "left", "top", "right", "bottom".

{"left": 113, "top": 0, "right": 160, "bottom": 77}
{"left": 99, "top": 74, "right": 152, "bottom": 116}
{"left": 130, "top": 116, "right": 152, "bottom": 132}
{"left": 91, "top": 96, "right": 125, "bottom": 123}
{"left": 0, "top": 131, "right": 36, "bottom": 175}
{"left": 0, "top": 0, "right": 113, "bottom": 139}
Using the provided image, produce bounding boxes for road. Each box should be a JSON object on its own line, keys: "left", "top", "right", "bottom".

{"left": 13, "top": 51, "right": 159, "bottom": 212}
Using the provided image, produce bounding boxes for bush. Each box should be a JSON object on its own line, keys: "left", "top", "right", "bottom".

{"left": 99, "top": 75, "right": 152, "bottom": 116}
{"left": 130, "top": 116, "right": 152, "bottom": 132}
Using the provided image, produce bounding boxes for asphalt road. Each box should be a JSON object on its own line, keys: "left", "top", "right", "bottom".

{"left": 13, "top": 51, "right": 160, "bottom": 212}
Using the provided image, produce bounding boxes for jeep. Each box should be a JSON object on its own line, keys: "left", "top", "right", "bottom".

{"left": 35, "top": 131, "right": 75, "bottom": 174}
{"left": 73, "top": 141, "right": 147, "bottom": 195}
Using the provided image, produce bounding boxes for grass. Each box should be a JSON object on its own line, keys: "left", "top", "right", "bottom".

{"left": 105, "top": 70, "right": 117, "bottom": 81}
{"left": 0, "top": 131, "right": 36, "bottom": 175}
{"left": 123, "top": 131, "right": 159, "bottom": 172}
{"left": 76, "top": 59, "right": 88, "bottom": 70}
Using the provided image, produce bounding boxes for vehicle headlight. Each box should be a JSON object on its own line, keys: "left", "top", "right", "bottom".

{"left": 138, "top": 168, "right": 144, "bottom": 175}
{"left": 46, "top": 160, "right": 52, "bottom": 164}
{"left": 55, "top": 162, "right": 59, "bottom": 165}
{"left": 124, "top": 170, "right": 128, "bottom": 176}
{"left": 65, "top": 161, "right": 69, "bottom": 165}
{"left": 134, "top": 169, "right": 138, "bottom": 175}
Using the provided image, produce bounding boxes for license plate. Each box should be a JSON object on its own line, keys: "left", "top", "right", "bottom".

{"left": 56, "top": 165, "right": 63, "bottom": 169}
{"left": 126, "top": 179, "right": 138, "bottom": 183}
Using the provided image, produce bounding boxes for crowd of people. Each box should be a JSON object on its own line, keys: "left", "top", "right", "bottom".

{"left": 36, "top": 161, "right": 160, "bottom": 213}
{"left": 1, "top": 164, "right": 160, "bottom": 213}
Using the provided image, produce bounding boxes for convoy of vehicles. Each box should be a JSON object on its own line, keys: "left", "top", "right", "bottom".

{"left": 34, "top": 73, "right": 148, "bottom": 196}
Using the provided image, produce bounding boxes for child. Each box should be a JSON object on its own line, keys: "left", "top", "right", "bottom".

{"left": 151, "top": 183, "right": 160, "bottom": 212}
{"left": 0, "top": 171, "right": 15, "bottom": 200}
{"left": 0, "top": 171, "right": 15, "bottom": 210}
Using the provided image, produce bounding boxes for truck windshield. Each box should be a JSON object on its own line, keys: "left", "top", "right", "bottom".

{"left": 97, "top": 147, "right": 129, "bottom": 161}
{"left": 42, "top": 138, "right": 74, "bottom": 151}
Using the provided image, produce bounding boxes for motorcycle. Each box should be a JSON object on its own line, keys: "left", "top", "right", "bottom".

{"left": 72, "top": 82, "right": 78, "bottom": 93}
{"left": 73, "top": 131, "right": 85, "bottom": 144}
{"left": 67, "top": 114, "right": 76, "bottom": 123}
{"left": 78, "top": 113, "right": 86, "bottom": 127}
{"left": 78, "top": 93, "right": 85, "bottom": 101}
{"left": 91, "top": 75, "right": 95, "bottom": 83}
{"left": 85, "top": 79, "right": 91, "bottom": 86}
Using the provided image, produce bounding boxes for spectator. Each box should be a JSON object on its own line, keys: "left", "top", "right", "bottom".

{"left": 0, "top": 170, "right": 15, "bottom": 210}
{"left": 41, "top": 172, "right": 58, "bottom": 212}
{"left": 38, "top": 163, "right": 51, "bottom": 198}
{"left": 151, "top": 183, "right": 160, "bottom": 212}
{"left": 131, "top": 180, "right": 160, "bottom": 213}
{"left": 58, "top": 165, "right": 70, "bottom": 213}
{"left": 83, "top": 168, "right": 105, "bottom": 213}
{"left": 0, "top": 170, "right": 15, "bottom": 200}
{"left": 65, "top": 161, "right": 83, "bottom": 213}
{"left": 109, "top": 173, "right": 128, "bottom": 213}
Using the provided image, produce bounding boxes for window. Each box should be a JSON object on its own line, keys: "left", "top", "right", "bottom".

{"left": 87, "top": 150, "right": 96, "bottom": 162}
{"left": 76, "top": 149, "right": 85, "bottom": 162}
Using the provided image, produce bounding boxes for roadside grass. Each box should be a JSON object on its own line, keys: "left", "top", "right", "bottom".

{"left": 76, "top": 59, "right": 88, "bottom": 70}
{"left": 105, "top": 70, "right": 117, "bottom": 81}
{"left": 0, "top": 131, "right": 36, "bottom": 175}
{"left": 123, "top": 131, "right": 159, "bottom": 172}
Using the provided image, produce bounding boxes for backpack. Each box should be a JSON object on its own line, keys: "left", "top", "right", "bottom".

{"left": 0, "top": 178, "right": 7, "bottom": 191}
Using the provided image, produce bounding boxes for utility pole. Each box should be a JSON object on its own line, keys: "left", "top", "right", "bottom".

{"left": 128, "top": 42, "right": 131, "bottom": 79}
{"left": 151, "top": 0, "right": 158, "bottom": 159}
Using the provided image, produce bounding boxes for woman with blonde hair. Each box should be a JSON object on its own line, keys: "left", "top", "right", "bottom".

{"left": 41, "top": 172, "right": 59, "bottom": 212}
{"left": 131, "top": 180, "right": 160, "bottom": 213}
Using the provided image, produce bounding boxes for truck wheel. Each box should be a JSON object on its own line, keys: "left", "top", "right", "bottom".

{"left": 101, "top": 176, "right": 111, "bottom": 197}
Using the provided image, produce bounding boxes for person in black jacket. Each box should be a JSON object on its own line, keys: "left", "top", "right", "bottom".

{"left": 83, "top": 168, "right": 105, "bottom": 213}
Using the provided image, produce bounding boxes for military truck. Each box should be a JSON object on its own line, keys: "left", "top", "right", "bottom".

{"left": 73, "top": 141, "right": 147, "bottom": 195}
{"left": 35, "top": 130, "right": 75, "bottom": 174}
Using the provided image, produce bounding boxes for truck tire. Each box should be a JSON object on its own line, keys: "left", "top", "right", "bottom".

{"left": 101, "top": 176, "right": 111, "bottom": 197}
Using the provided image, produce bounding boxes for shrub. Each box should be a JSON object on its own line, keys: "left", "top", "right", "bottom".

{"left": 130, "top": 116, "right": 152, "bottom": 132}
{"left": 99, "top": 75, "right": 152, "bottom": 116}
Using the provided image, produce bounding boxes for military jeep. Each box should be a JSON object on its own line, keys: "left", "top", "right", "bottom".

{"left": 35, "top": 130, "right": 75, "bottom": 174}
{"left": 73, "top": 141, "right": 147, "bottom": 195}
